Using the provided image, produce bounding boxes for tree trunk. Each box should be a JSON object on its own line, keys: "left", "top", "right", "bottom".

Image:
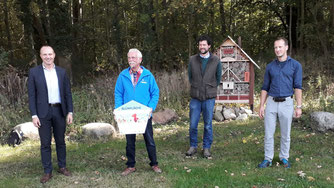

{"left": 219, "top": 0, "right": 226, "bottom": 35}
{"left": 300, "top": 0, "right": 305, "bottom": 50}
{"left": 3, "top": 0, "right": 14, "bottom": 65}
{"left": 289, "top": 5, "right": 292, "bottom": 55}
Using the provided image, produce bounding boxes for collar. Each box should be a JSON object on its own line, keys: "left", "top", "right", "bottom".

{"left": 42, "top": 63, "right": 56, "bottom": 70}
{"left": 199, "top": 53, "right": 210, "bottom": 59}
{"left": 129, "top": 67, "right": 143, "bottom": 74}
{"left": 276, "top": 56, "right": 291, "bottom": 63}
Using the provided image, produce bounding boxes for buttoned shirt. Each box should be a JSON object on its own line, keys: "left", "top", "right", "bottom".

{"left": 130, "top": 67, "right": 143, "bottom": 86}
{"left": 261, "top": 56, "right": 302, "bottom": 97}
{"left": 43, "top": 63, "right": 61, "bottom": 104}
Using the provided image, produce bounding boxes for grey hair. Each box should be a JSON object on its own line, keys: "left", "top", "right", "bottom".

{"left": 128, "top": 48, "right": 142, "bottom": 58}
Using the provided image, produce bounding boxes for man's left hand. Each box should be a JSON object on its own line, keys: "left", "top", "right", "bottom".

{"left": 67, "top": 113, "right": 73, "bottom": 124}
{"left": 294, "top": 108, "right": 302, "bottom": 118}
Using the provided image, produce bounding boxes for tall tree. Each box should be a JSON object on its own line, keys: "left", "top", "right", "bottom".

{"left": 3, "top": 0, "right": 13, "bottom": 65}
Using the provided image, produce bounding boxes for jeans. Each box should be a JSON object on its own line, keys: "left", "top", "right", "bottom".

{"left": 125, "top": 118, "right": 158, "bottom": 167}
{"left": 189, "top": 98, "right": 215, "bottom": 149}
{"left": 264, "top": 96, "right": 294, "bottom": 161}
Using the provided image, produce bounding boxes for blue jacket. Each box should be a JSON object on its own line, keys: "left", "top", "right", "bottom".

{"left": 114, "top": 66, "right": 159, "bottom": 111}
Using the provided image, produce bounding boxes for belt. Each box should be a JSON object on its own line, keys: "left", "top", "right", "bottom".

{"left": 49, "top": 103, "right": 61, "bottom": 107}
{"left": 272, "top": 96, "right": 293, "bottom": 102}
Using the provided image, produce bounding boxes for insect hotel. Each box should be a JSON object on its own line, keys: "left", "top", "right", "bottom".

{"left": 214, "top": 36, "right": 260, "bottom": 111}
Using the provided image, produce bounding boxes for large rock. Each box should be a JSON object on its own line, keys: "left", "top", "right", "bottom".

{"left": 214, "top": 110, "right": 225, "bottom": 121}
{"left": 13, "top": 122, "right": 39, "bottom": 140}
{"left": 240, "top": 107, "right": 253, "bottom": 115}
{"left": 82, "top": 123, "right": 116, "bottom": 138}
{"left": 310, "top": 112, "right": 334, "bottom": 132}
{"left": 153, "top": 108, "right": 178, "bottom": 125}
{"left": 236, "top": 113, "right": 248, "bottom": 121}
{"left": 223, "top": 108, "right": 237, "bottom": 120}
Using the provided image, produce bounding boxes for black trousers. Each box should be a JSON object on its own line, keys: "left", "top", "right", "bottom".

{"left": 125, "top": 118, "right": 158, "bottom": 168}
{"left": 38, "top": 106, "right": 66, "bottom": 174}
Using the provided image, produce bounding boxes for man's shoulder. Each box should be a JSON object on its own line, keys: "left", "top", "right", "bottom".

{"left": 288, "top": 57, "right": 301, "bottom": 65}
{"left": 190, "top": 54, "right": 199, "bottom": 60}
{"left": 30, "top": 64, "right": 42, "bottom": 71}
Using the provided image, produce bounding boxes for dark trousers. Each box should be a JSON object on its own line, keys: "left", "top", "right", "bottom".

{"left": 125, "top": 118, "right": 158, "bottom": 168}
{"left": 38, "top": 106, "right": 66, "bottom": 174}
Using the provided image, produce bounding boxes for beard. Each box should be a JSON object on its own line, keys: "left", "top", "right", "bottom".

{"left": 200, "top": 49, "right": 209, "bottom": 55}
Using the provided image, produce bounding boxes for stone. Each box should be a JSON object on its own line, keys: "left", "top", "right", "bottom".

{"left": 310, "top": 112, "right": 334, "bottom": 132}
{"left": 223, "top": 108, "right": 237, "bottom": 120}
{"left": 152, "top": 108, "right": 178, "bottom": 125}
{"left": 233, "top": 107, "right": 241, "bottom": 117}
{"left": 13, "top": 122, "right": 39, "bottom": 140}
{"left": 215, "top": 105, "right": 223, "bottom": 113}
{"left": 214, "top": 110, "right": 224, "bottom": 121}
{"left": 82, "top": 123, "right": 116, "bottom": 138}
{"left": 236, "top": 113, "right": 248, "bottom": 121}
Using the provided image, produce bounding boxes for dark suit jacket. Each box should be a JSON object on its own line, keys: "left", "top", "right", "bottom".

{"left": 28, "top": 64, "right": 73, "bottom": 118}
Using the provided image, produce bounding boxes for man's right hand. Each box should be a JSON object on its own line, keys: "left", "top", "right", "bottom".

{"left": 32, "top": 117, "right": 41, "bottom": 128}
{"left": 259, "top": 106, "right": 265, "bottom": 119}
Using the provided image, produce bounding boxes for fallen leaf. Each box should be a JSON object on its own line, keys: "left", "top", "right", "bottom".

{"left": 297, "top": 171, "right": 306, "bottom": 178}
{"left": 307, "top": 176, "right": 315, "bottom": 181}
{"left": 242, "top": 139, "right": 247, "bottom": 144}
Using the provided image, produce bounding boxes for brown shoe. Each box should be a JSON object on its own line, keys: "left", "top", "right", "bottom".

{"left": 40, "top": 173, "right": 52, "bottom": 183}
{"left": 57, "top": 167, "right": 72, "bottom": 176}
{"left": 152, "top": 165, "right": 162, "bottom": 173}
{"left": 121, "top": 167, "right": 136, "bottom": 176}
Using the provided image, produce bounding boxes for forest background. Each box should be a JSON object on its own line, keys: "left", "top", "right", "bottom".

{"left": 1, "top": 0, "right": 334, "bottom": 138}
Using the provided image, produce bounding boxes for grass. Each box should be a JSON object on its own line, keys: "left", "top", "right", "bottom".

{"left": 1, "top": 118, "right": 334, "bottom": 188}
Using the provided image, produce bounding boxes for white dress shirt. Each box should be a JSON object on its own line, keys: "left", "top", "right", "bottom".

{"left": 43, "top": 63, "right": 61, "bottom": 104}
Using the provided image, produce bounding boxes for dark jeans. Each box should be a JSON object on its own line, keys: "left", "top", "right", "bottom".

{"left": 125, "top": 118, "right": 158, "bottom": 168}
{"left": 39, "top": 106, "right": 66, "bottom": 174}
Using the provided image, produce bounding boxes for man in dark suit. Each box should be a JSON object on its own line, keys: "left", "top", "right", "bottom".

{"left": 28, "top": 46, "right": 73, "bottom": 183}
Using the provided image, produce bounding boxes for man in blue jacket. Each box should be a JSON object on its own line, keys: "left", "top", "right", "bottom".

{"left": 114, "top": 48, "right": 161, "bottom": 176}
{"left": 28, "top": 46, "right": 73, "bottom": 183}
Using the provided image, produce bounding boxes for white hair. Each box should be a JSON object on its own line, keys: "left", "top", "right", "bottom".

{"left": 128, "top": 48, "right": 142, "bottom": 58}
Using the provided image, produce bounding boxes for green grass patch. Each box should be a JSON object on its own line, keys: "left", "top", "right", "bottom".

{"left": 1, "top": 119, "right": 334, "bottom": 187}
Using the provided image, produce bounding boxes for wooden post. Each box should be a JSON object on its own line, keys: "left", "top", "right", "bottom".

{"left": 249, "top": 62, "right": 254, "bottom": 112}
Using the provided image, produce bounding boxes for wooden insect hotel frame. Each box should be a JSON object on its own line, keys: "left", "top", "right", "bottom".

{"left": 214, "top": 36, "right": 260, "bottom": 111}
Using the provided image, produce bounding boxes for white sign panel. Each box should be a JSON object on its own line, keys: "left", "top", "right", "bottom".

{"left": 223, "top": 82, "right": 234, "bottom": 89}
{"left": 113, "top": 100, "right": 151, "bottom": 135}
